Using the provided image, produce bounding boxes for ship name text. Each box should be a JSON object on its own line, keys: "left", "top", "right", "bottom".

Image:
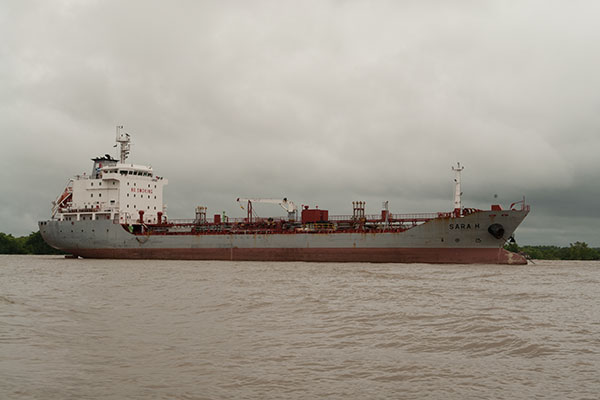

{"left": 449, "top": 223, "right": 480, "bottom": 230}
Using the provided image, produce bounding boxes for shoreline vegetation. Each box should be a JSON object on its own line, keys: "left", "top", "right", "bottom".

{"left": 0, "top": 231, "right": 63, "bottom": 255}
{"left": 1, "top": 231, "right": 599, "bottom": 260}
{"left": 504, "top": 242, "right": 600, "bottom": 261}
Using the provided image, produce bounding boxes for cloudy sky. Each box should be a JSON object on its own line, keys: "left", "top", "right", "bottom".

{"left": 1, "top": 0, "right": 599, "bottom": 246}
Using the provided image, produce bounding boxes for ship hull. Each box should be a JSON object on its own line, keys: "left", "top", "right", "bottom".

{"left": 39, "top": 209, "right": 529, "bottom": 265}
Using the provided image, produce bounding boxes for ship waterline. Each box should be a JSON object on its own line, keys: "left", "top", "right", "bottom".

{"left": 54, "top": 247, "right": 524, "bottom": 264}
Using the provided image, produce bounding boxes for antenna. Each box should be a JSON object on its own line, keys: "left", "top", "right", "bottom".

{"left": 115, "top": 125, "right": 131, "bottom": 163}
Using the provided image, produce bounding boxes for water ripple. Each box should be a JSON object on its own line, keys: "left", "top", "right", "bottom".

{"left": 1, "top": 256, "right": 599, "bottom": 399}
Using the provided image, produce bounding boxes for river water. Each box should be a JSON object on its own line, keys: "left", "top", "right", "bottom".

{"left": 1, "top": 256, "right": 599, "bottom": 399}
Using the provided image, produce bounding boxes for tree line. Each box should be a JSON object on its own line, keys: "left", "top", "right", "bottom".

{"left": 505, "top": 241, "right": 600, "bottom": 260}
{"left": 0, "top": 231, "right": 63, "bottom": 255}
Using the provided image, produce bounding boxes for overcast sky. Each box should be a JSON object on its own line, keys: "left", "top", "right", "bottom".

{"left": 1, "top": 0, "right": 599, "bottom": 246}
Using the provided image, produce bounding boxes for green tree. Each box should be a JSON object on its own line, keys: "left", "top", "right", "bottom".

{"left": 504, "top": 242, "right": 600, "bottom": 260}
{"left": 567, "top": 241, "right": 598, "bottom": 260}
{"left": 0, "top": 232, "right": 24, "bottom": 254}
{"left": 0, "top": 231, "right": 62, "bottom": 255}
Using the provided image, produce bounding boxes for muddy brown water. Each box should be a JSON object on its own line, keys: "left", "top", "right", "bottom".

{"left": 1, "top": 256, "right": 599, "bottom": 399}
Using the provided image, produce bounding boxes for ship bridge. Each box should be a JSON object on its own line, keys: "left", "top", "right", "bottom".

{"left": 101, "top": 164, "right": 155, "bottom": 177}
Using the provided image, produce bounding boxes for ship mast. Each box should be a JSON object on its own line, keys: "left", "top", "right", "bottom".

{"left": 115, "top": 125, "right": 131, "bottom": 163}
{"left": 452, "top": 162, "right": 464, "bottom": 216}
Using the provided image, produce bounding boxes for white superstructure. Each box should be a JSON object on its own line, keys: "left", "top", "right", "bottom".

{"left": 51, "top": 126, "right": 168, "bottom": 225}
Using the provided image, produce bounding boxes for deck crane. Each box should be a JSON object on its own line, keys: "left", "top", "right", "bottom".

{"left": 236, "top": 197, "right": 298, "bottom": 223}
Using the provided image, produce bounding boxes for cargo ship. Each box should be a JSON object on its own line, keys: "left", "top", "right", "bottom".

{"left": 39, "top": 127, "right": 530, "bottom": 264}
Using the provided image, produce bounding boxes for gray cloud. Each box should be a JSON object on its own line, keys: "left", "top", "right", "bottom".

{"left": 1, "top": 0, "right": 599, "bottom": 246}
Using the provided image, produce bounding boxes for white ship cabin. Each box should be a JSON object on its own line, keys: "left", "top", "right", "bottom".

{"left": 52, "top": 127, "right": 168, "bottom": 225}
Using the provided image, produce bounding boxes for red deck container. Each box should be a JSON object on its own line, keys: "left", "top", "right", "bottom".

{"left": 301, "top": 208, "right": 329, "bottom": 224}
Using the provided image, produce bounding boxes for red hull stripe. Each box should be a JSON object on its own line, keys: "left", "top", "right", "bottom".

{"left": 65, "top": 247, "right": 527, "bottom": 265}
